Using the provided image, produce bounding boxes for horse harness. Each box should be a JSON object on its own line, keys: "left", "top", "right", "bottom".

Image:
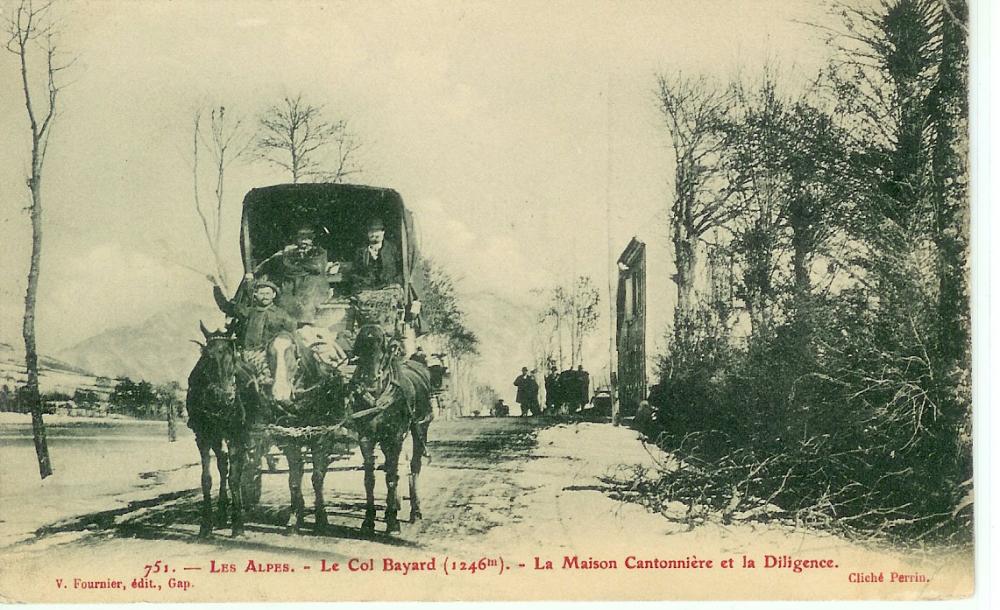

{"left": 349, "top": 337, "right": 409, "bottom": 423}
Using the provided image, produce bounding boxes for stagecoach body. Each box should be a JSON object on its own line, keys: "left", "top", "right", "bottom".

{"left": 240, "top": 183, "right": 426, "bottom": 344}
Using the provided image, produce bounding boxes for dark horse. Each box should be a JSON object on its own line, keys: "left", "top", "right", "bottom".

{"left": 185, "top": 324, "right": 264, "bottom": 537}
{"left": 188, "top": 322, "right": 353, "bottom": 537}
{"left": 349, "top": 324, "right": 434, "bottom": 533}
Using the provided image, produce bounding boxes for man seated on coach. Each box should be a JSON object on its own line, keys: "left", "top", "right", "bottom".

{"left": 350, "top": 217, "right": 402, "bottom": 292}
{"left": 259, "top": 225, "right": 332, "bottom": 325}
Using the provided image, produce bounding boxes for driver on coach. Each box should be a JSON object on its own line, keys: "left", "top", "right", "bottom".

{"left": 212, "top": 279, "right": 296, "bottom": 352}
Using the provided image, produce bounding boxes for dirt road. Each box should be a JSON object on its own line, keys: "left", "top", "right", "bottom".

{"left": 0, "top": 415, "right": 973, "bottom": 602}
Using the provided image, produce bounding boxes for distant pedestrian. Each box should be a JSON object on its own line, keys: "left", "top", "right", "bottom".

{"left": 410, "top": 346, "right": 428, "bottom": 366}
{"left": 513, "top": 367, "right": 538, "bottom": 416}
{"left": 577, "top": 364, "right": 590, "bottom": 409}
{"left": 526, "top": 368, "right": 541, "bottom": 416}
{"left": 493, "top": 399, "right": 509, "bottom": 417}
{"left": 544, "top": 365, "right": 559, "bottom": 412}
{"left": 427, "top": 352, "right": 448, "bottom": 393}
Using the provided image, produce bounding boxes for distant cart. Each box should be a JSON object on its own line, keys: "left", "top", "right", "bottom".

{"left": 591, "top": 387, "right": 613, "bottom": 417}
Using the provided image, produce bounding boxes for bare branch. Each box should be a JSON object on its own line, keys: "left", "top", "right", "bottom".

{"left": 255, "top": 93, "right": 363, "bottom": 183}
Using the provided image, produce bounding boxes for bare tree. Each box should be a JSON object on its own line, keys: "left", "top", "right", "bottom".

{"left": 255, "top": 94, "right": 362, "bottom": 183}
{"left": 568, "top": 276, "right": 601, "bottom": 366}
{"left": 538, "top": 276, "right": 601, "bottom": 368}
{"left": 4, "top": 0, "right": 73, "bottom": 479}
{"left": 537, "top": 286, "right": 569, "bottom": 368}
{"left": 656, "top": 73, "right": 734, "bottom": 343}
{"left": 191, "top": 105, "right": 251, "bottom": 293}
{"left": 530, "top": 322, "right": 557, "bottom": 373}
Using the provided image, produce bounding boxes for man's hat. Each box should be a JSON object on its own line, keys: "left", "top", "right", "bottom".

{"left": 295, "top": 226, "right": 316, "bottom": 239}
{"left": 366, "top": 217, "right": 386, "bottom": 231}
{"left": 254, "top": 280, "right": 280, "bottom": 294}
{"left": 521, "top": 366, "right": 528, "bottom": 372}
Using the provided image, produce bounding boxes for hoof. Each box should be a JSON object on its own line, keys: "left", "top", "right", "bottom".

{"left": 286, "top": 517, "right": 305, "bottom": 535}
{"left": 386, "top": 519, "right": 401, "bottom": 534}
{"left": 409, "top": 510, "right": 422, "bottom": 523}
{"left": 314, "top": 513, "right": 329, "bottom": 531}
{"left": 361, "top": 518, "right": 376, "bottom": 533}
{"left": 197, "top": 524, "right": 213, "bottom": 539}
{"left": 285, "top": 508, "right": 306, "bottom": 534}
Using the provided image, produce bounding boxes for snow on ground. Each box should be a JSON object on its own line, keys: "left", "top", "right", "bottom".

{"left": 0, "top": 416, "right": 974, "bottom": 602}
{"left": 0, "top": 414, "right": 198, "bottom": 547}
{"left": 473, "top": 422, "right": 973, "bottom": 601}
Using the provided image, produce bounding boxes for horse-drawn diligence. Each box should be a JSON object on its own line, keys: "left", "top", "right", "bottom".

{"left": 186, "top": 183, "right": 434, "bottom": 538}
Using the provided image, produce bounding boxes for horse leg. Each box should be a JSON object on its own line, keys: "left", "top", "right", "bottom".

{"left": 360, "top": 438, "right": 377, "bottom": 533}
{"left": 408, "top": 423, "right": 429, "bottom": 522}
{"left": 283, "top": 445, "right": 306, "bottom": 534}
{"left": 246, "top": 438, "right": 267, "bottom": 506}
{"left": 311, "top": 441, "right": 330, "bottom": 531}
{"left": 228, "top": 440, "right": 247, "bottom": 537}
{"left": 264, "top": 440, "right": 279, "bottom": 472}
{"left": 197, "top": 437, "right": 214, "bottom": 538}
{"left": 214, "top": 440, "right": 229, "bottom": 527}
{"left": 381, "top": 439, "right": 403, "bottom": 534}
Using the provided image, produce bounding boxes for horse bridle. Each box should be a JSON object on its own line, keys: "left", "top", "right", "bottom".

{"left": 200, "top": 335, "right": 241, "bottom": 405}
{"left": 350, "top": 328, "right": 403, "bottom": 417}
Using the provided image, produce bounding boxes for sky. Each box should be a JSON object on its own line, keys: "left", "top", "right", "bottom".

{"left": 0, "top": 0, "right": 838, "bottom": 366}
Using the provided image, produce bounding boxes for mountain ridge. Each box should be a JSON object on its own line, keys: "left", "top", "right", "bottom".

{"left": 56, "top": 301, "right": 224, "bottom": 384}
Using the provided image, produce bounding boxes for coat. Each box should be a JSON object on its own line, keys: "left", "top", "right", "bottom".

{"left": 260, "top": 245, "right": 329, "bottom": 324}
{"left": 214, "top": 285, "right": 296, "bottom": 351}
{"left": 578, "top": 370, "right": 590, "bottom": 405}
{"left": 544, "top": 372, "right": 559, "bottom": 406}
{"left": 352, "top": 241, "right": 402, "bottom": 291}
{"left": 513, "top": 373, "right": 537, "bottom": 405}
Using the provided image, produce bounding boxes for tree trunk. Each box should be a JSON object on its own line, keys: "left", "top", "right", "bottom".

{"left": 290, "top": 140, "right": 300, "bottom": 183}
{"left": 930, "top": 0, "right": 969, "bottom": 367}
{"left": 570, "top": 305, "right": 579, "bottom": 366}
{"left": 788, "top": 193, "right": 815, "bottom": 362}
{"left": 166, "top": 402, "right": 177, "bottom": 442}
{"left": 24, "top": 176, "right": 53, "bottom": 479}
{"left": 555, "top": 315, "right": 563, "bottom": 369}
{"left": 789, "top": 197, "right": 812, "bottom": 298}
{"left": 671, "top": 230, "right": 696, "bottom": 343}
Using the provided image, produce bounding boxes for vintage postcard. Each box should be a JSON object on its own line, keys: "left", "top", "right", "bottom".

{"left": 0, "top": 0, "right": 981, "bottom": 603}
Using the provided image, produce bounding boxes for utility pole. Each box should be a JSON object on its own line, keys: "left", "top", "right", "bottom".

{"left": 606, "top": 73, "right": 619, "bottom": 426}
